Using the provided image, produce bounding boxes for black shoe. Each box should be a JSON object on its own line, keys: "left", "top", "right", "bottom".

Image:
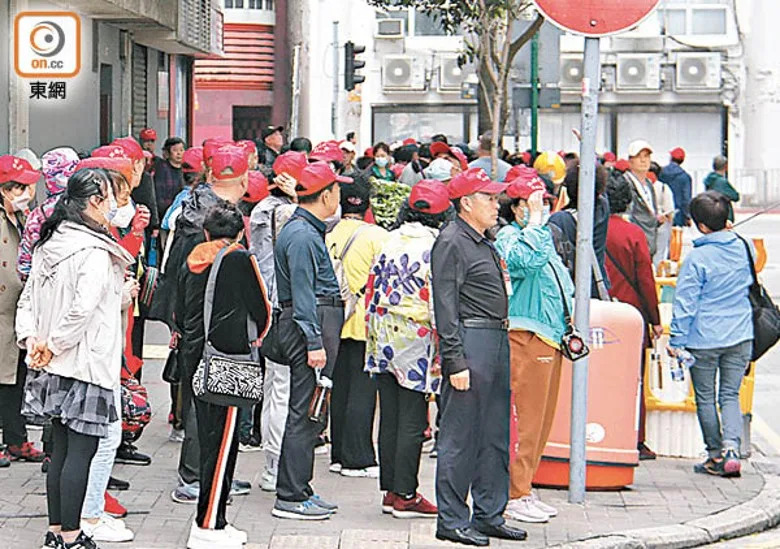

{"left": 63, "top": 530, "right": 98, "bottom": 548}
{"left": 436, "top": 526, "right": 490, "bottom": 546}
{"left": 474, "top": 522, "right": 528, "bottom": 541}
{"left": 42, "top": 531, "right": 59, "bottom": 548}
{"left": 115, "top": 443, "right": 151, "bottom": 466}
{"left": 638, "top": 443, "right": 657, "bottom": 461}
{"left": 108, "top": 476, "right": 130, "bottom": 491}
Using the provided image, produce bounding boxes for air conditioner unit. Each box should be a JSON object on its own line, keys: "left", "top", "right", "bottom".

{"left": 382, "top": 55, "right": 425, "bottom": 91}
{"left": 375, "top": 18, "right": 404, "bottom": 39}
{"left": 616, "top": 54, "right": 661, "bottom": 91}
{"left": 438, "top": 54, "right": 463, "bottom": 93}
{"left": 559, "top": 54, "right": 584, "bottom": 91}
{"left": 675, "top": 52, "right": 721, "bottom": 91}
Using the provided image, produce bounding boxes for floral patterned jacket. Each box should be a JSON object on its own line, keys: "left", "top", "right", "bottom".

{"left": 365, "top": 222, "right": 441, "bottom": 394}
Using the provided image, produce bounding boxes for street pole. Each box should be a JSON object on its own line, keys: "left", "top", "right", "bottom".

{"left": 331, "top": 21, "right": 339, "bottom": 137}
{"left": 530, "top": 32, "right": 539, "bottom": 156}
{"left": 568, "top": 36, "right": 601, "bottom": 505}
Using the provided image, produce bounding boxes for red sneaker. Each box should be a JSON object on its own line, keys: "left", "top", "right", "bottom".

{"left": 104, "top": 491, "right": 128, "bottom": 518}
{"left": 392, "top": 493, "right": 438, "bottom": 518}
{"left": 8, "top": 441, "right": 45, "bottom": 462}
{"left": 382, "top": 492, "right": 396, "bottom": 514}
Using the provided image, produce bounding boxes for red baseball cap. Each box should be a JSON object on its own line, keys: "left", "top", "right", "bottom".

{"left": 451, "top": 148, "right": 468, "bottom": 171}
{"left": 112, "top": 137, "right": 144, "bottom": 162}
{"left": 0, "top": 155, "right": 39, "bottom": 185}
{"left": 273, "top": 151, "right": 308, "bottom": 180}
{"left": 77, "top": 157, "right": 134, "bottom": 186}
{"left": 296, "top": 162, "right": 352, "bottom": 197}
{"left": 363, "top": 147, "right": 374, "bottom": 158}
{"left": 244, "top": 171, "right": 270, "bottom": 203}
{"left": 504, "top": 164, "right": 525, "bottom": 183}
{"left": 409, "top": 179, "right": 450, "bottom": 214}
{"left": 521, "top": 151, "right": 532, "bottom": 166}
{"left": 236, "top": 140, "right": 258, "bottom": 156}
{"left": 203, "top": 138, "right": 234, "bottom": 166}
{"left": 614, "top": 159, "right": 630, "bottom": 172}
{"left": 429, "top": 142, "right": 450, "bottom": 158}
{"left": 211, "top": 147, "right": 249, "bottom": 181}
{"left": 309, "top": 140, "right": 343, "bottom": 163}
{"left": 430, "top": 142, "right": 468, "bottom": 170}
{"left": 506, "top": 167, "right": 548, "bottom": 200}
{"left": 670, "top": 147, "right": 685, "bottom": 161}
{"left": 403, "top": 138, "right": 417, "bottom": 146}
{"left": 602, "top": 151, "right": 617, "bottom": 163}
{"left": 139, "top": 128, "right": 157, "bottom": 142}
{"left": 182, "top": 147, "right": 205, "bottom": 174}
{"left": 448, "top": 168, "right": 506, "bottom": 199}
{"left": 92, "top": 145, "right": 128, "bottom": 160}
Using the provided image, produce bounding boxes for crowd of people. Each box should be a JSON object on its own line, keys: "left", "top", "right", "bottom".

{"left": 0, "top": 123, "right": 755, "bottom": 549}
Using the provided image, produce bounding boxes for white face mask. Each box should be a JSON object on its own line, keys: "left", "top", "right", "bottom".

{"left": 110, "top": 201, "right": 136, "bottom": 228}
{"left": 10, "top": 194, "right": 31, "bottom": 212}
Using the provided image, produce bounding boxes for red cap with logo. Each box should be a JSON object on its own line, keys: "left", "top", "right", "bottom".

{"left": 203, "top": 138, "right": 234, "bottom": 166}
{"left": 272, "top": 151, "right": 308, "bottom": 181}
{"left": 112, "top": 137, "right": 144, "bottom": 162}
{"left": 236, "top": 140, "right": 258, "bottom": 156}
{"left": 139, "top": 128, "right": 157, "bottom": 142}
{"left": 0, "top": 155, "right": 40, "bottom": 185}
{"left": 211, "top": 147, "right": 249, "bottom": 181}
{"left": 602, "top": 151, "right": 617, "bottom": 163}
{"left": 182, "top": 147, "right": 205, "bottom": 174}
{"left": 77, "top": 157, "right": 134, "bottom": 185}
{"left": 296, "top": 162, "right": 352, "bottom": 197}
{"left": 309, "top": 140, "right": 343, "bottom": 163}
{"left": 244, "top": 171, "right": 270, "bottom": 203}
{"left": 670, "top": 147, "right": 686, "bottom": 161}
{"left": 92, "top": 145, "right": 128, "bottom": 160}
{"left": 409, "top": 179, "right": 451, "bottom": 214}
{"left": 448, "top": 168, "right": 506, "bottom": 199}
{"left": 506, "top": 167, "right": 548, "bottom": 200}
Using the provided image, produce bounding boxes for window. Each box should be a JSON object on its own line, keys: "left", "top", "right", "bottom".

{"left": 225, "top": 0, "right": 270, "bottom": 9}
{"left": 659, "top": 9, "right": 686, "bottom": 35}
{"left": 414, "top": 11, "right": 447, "bottom": 36}
{"left": 692, "top": 8, "right": 726, "bottom": 34}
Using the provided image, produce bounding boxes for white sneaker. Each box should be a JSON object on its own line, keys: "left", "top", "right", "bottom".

{"left": 329, "top": 463, "right": 342, "bottom": 473}
{"left": 81, "top": 514, "right": 134, "bottom": 542}
{"left": 225, "top": 524, "right": 248, "bottom": 544}
{"left": 505, "top": 497, "right": 550, "bottom": 523}
{"left": 531, "top": 491, "right": 558, "bottom": 517}
{"left": 340, "top": 465, "right": 379, "bottom": 478}
{"left": 314, "top": 444, "right": 329, "bottom": 455}
{"left": 187, "top": 521, "right": 242, "bottom": 549}
{"left": 260, "top": 469, "right": 277, "bottom": 492}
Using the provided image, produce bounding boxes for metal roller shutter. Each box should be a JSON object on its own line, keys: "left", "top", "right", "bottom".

{"left": 131, "top": 44, "right": 148, "bottom": 138}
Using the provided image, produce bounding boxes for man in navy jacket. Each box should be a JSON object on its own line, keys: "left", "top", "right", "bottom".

{"left": 660, "top": 147, "right": 692, "bottom": 227}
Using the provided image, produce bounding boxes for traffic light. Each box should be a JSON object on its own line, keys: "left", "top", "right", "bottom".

{"left": 344, "top": 41, "right": 365, "bottom": 91}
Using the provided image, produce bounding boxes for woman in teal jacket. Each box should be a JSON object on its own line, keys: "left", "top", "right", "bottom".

{"left": 494, "top": 166, "right": 574, "bottom": 525}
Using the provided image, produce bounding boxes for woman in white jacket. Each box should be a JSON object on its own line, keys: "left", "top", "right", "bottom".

{"left": 16, "top": 168, "right": 133, "bottom": 549}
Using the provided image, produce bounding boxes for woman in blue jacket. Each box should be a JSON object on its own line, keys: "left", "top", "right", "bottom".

{"left": 669, "top": 191, "right": 753, "bottom": 478}
{"left": 495, "top": 166, "right": 574, "bottom": 524}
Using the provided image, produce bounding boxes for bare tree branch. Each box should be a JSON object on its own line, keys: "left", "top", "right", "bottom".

{"left": 508, "top": 13, "right": 545, "bottom": 64}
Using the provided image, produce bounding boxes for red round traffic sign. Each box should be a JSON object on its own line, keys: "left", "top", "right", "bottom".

{"left": 534, "top": 0, "right": 662, "bottom": 37}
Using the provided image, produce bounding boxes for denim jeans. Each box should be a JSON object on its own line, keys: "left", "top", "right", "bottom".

{"left": 689, "top": 340, "right": 751, "bottom": 458}
{"left": 82, "top": 387, "right": 122, "bottom": 519}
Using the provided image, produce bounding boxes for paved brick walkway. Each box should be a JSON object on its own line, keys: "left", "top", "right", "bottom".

{"left": 0, "top": 356, "right": 764, "bottom": 548}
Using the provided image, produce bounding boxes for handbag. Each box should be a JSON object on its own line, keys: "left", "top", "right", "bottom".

{"left": 162, "top": 348, "right": 180, "bottom": 384}
{"left": 549, "top": 262, "right": 590, "bottom": 362}
{"left": 139, "top": 236, "right": 159, "bottom": 309}
{"left": 737, "top": 235, "right": 780, "bottom": 361}
{"left": 192, "top": 246, "right": 264, "bottom": 407}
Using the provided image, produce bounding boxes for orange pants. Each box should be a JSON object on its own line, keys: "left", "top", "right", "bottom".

{"left": 509, "top": 330, "right": 563, "bottom": 499}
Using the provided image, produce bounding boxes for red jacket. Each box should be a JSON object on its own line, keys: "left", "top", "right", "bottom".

{"left": 605, "top": 215, "right": 660, "bottom": 326}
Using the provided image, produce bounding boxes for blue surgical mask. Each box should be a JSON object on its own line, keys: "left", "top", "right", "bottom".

{"left": 542, "top": 204, "right": 551, "bottom": 225}
{"left": 375, "top": 157, "right": 389, "bottom": 168}
{"left": 517, "top": 206, "right": 530, "bottom": 228}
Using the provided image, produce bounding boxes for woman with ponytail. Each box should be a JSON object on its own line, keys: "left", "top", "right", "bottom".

{"left": 15, "top": 168, "right": 134, "bottom": 549}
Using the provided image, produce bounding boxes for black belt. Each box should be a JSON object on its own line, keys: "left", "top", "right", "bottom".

{"left": 462, "top": 318, "right": 509, "bottom": 330}
{"left": 279, "top": 296, "right": 344, "bottom": 309}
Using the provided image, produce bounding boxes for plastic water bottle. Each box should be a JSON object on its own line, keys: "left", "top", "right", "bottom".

{"left": 308, "top": 371, "right": 333, "bottom": 424}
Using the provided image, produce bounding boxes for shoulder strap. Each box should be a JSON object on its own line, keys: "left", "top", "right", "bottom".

{"left": 605, "top": 248, "right": 651, "bottom": 317}
{"left": 203, "top": 245, "right": 230, "bottom": 338}
{"left": 339, "top": 223, "right": 370, "bottom": 262}
{"left": 271, "top": 208, "right": 278, "bottom": 249}
{"left": 549, "top": 262, "right": 573, "bottom": 324}
{"left": 564, "top": 210, "right": 608, "bottom": 300}
{"left": 736, "top": 234, "right": 759, "bottom": 290}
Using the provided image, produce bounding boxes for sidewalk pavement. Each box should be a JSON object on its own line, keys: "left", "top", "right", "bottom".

{"left": 0, "top": 357, "right": 774, "bottom": 549}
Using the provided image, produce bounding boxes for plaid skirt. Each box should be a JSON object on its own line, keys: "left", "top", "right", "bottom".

{"left": 23, "top": 371, "right": 118, "bottom": 437}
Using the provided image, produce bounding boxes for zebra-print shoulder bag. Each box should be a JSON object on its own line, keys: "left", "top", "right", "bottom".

{"left": 192, "top": 246, "right": 264, "bottom": 407}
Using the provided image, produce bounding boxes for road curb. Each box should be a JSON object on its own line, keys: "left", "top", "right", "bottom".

{"left": 553, "top": 468, "right": 780, "bottom": 549}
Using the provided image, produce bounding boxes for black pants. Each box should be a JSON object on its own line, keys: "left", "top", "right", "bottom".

{"left": 178, "top": 361, "right": 201, "bottom": 485}
{"left": 276, "top": 304, "right": 343, "bottom": 502}
{"left": 377, "top": 373, "right": 427, "bottom": 495}
{"left": 47, "top": 419, "right": 99, "bottom": 531}
{"left": 436, "top": 326, "right": 510, "bottom": 531}
{"left": 194, "top": 399, "right": 240, "bottom": 530}
{"left": 0, "top": 353, "right": 28, "bottom": 447}
{"left": 331, "top": 339, "right": 377, "bottom": 469}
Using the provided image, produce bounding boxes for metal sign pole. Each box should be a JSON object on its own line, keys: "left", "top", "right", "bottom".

{"left": 568, "top": 36, "right": 601, "bottom": 504}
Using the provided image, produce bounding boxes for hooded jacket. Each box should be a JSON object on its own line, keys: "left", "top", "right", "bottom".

{"left": 16, "top": 222, "right": 133, "bottom": 390}
{"left": 176, "top": 240, "right": 271, "bottom": 374}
